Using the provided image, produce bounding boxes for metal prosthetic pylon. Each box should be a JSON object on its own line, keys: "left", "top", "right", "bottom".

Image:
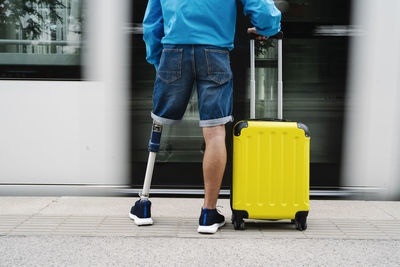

{"left": 140, "top": 121, "right": 163, "bottom": 199}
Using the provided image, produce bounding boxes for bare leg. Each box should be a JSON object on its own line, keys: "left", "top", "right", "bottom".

{"left": 202, "top": 125, "right": 227, "bottom": 209}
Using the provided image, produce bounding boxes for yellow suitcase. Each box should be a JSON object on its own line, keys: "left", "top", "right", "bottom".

{"left": 231, "top": 32, "right": 310, "bottom": 231}
{"left": 231, "top": 120, "right": 310, "bottom": 230}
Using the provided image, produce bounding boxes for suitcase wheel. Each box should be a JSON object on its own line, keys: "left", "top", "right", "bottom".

{"left": 294, "top": 211, "right": 308, "bottom": 231}
{"left": 233, "top": 220, "right": 245, "bottom": 230}
{"left": 295, "top": 220, "right": 307, "bottom": 231}
{"left": 232, "top": 212, "right": 245, "bottom": 230}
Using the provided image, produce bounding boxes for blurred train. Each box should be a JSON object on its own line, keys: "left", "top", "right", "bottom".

{"left": 0, "top": 0, "right": 399, "bottom": 199}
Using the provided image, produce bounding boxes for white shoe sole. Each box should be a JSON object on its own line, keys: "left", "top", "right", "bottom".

{"left": 197, "top": 221, "right": 225, "bottom": 234}
{"left": 129, "top": 213, "right": 153, "bottom": 226}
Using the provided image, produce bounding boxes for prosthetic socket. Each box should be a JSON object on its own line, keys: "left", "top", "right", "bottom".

{"left": 148, "top": 122, "right": 163, "bottom": 153}
{"left": 140, "top": 121, "right": 163, "bottom": 199}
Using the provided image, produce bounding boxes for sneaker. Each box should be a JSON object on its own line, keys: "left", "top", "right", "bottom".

{"left": 197, "top": 208, "right": 225, "bottom": 234}
{"left": 129, "top": 199, "right": 153, "bottom": 226}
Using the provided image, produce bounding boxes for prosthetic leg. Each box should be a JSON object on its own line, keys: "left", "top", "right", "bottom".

{"left": 129, "top": 121, "right": 163, "bottom": 225}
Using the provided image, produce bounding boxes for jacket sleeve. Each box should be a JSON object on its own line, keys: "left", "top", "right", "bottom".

{"left": 143, "top": 0, "right": 164, "bottom": 69}
{"left": 240, "top": 0, "right": 281, "bottom": 37}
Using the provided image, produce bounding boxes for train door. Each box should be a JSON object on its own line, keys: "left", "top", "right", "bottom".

{"left": 129, "top": 0, "right": 351, "bottom": 192}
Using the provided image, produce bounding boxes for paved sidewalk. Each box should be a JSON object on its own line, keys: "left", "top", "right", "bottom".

{"left": 0, "top": 197, "right": 400, "bottom": 239}
{"left": 1, "top": 197, "right": 400, "bottom": 266}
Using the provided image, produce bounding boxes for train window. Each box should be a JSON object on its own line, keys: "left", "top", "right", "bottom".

{"left": 0, "top": 0, "right": 82, "bottom": 80}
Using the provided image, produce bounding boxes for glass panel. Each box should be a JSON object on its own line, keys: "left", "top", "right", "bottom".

{"left": 0, "top": 0, "right": 82, "bottom": 79}
{"left": 129, "top": 1, "right": 206, "bottom": 187}
{"left": 254, "top": 39, "right": 279, "bottom": 119}
{"left": 283, "top": 38, "right": 346, "bottom": 165}
{"left": 130, "top": 35, "right": 205, "bottom": 187}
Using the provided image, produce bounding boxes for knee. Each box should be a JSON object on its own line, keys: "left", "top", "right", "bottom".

{"left": 203, "top": 125, "right": 226, "bottom": 144}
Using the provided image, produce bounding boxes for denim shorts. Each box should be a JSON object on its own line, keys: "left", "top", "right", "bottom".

{"left": 151, "top": 44, "right": 233, "bottom": 127}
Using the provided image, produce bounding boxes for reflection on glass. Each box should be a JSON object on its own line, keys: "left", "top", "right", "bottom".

{"left": 0, "top": 0, "right": 82, "bottom": 65}
{"left": 157, "top": 88, "right": 204, "bottom": 163}
{"left": 132, "top": 85, "right": 204, "bottom": 164}
{"left": 253, "top": 39, "right": 279, "bottom": 119}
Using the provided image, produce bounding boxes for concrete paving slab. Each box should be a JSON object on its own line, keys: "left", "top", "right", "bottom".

{"left": 14, "top": 226, "right": 59, "bottom": 230}
{"left": 371, "top": 201, "right": 400, "bottom": 219}
{"left": 304, "top": 236, "right": 347, "bottom": 240}
{"left": 306, "top": 225, "right": 338, "bottom": 229}
{"left": 0, "top": 215, "right": 30, "bottom": 218}
{"left": 0, "top": 221, "right": 26, "bottom": 226}
{"left": 0, "top": 197, "right": 57, "bottom": 215}
{"left": 309, "top": 200, "right": 395, "bottom": 219}
{"left": 37, "top": 197, "right": 131, "bottom": 216}
{"left": 374, "top": 226, "right": 400, "bottom": 231}
{"left": 377, "top": 227, "right": 400, "bottom": 232}
{"left": 27, "top": 219, "right": 65, "bottom": 224}
{"left": 305, "top": 229, "right": 343, "bottom": 234}
{"left": 63, "top": 219, "right": 103, "bottom": 224}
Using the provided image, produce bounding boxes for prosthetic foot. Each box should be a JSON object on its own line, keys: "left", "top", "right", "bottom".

{"left": 129, "top": 121, "right": 163, "bottom": 226}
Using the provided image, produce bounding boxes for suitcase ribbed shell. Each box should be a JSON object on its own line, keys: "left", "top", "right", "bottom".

{"left": 232, "top": 121, "right": 310, "bottom": 219}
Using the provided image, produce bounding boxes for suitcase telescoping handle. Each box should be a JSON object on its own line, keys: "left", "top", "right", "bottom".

{"left": 249, "top": 31, "right": 283, "bottom": 120}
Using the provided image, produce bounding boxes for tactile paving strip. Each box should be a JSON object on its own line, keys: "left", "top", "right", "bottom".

{"left": 1, "top": 215, "right": 399, "bottom": 240}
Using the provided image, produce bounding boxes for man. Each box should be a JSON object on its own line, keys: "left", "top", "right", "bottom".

{"left": 130, "top": 0, "right": 281, "bottom": 234}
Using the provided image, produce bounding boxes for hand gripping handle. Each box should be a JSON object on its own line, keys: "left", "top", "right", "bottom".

{"left": 248, "top": 31, "right": 283, "bottom": 40}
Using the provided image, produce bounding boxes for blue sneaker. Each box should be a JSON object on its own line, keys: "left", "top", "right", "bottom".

{"left": 197, "top": 208, "right": 225, "bottom": 234}
{"left": 129, "top": 199, "right": 153, "bottom": 225}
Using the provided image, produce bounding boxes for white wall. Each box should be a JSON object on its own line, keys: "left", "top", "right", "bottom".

{"left": 0, "top": 0, "right": 131, "bottom": 185}
{"left": 342, "top": 0, "right": 400, "bottom": 198}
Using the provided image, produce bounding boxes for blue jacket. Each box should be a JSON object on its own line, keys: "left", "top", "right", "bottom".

{"left": 143, "top": 0, "right": 281, "bottom": 68}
